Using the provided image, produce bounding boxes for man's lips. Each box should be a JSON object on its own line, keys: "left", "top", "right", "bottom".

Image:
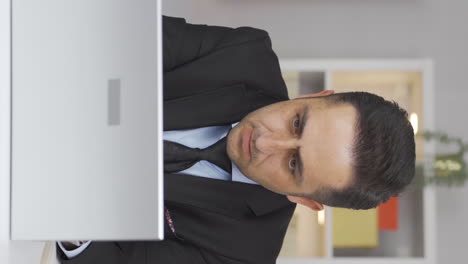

{"left": 242, "top": 126, "right": 253, "bottom": 160}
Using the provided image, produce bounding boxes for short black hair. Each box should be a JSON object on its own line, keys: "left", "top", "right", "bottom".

{"left": 301, "top": 91, "right": 416, "bottom": 210}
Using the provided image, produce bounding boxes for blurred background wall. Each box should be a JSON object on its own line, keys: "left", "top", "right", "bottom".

{"left": 163, "top": 0, "right": 468, "bottom": 263}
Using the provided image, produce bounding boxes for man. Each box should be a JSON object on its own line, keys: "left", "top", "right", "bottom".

{"left": 55, "top": 15, "right": 415, "bottom": 264}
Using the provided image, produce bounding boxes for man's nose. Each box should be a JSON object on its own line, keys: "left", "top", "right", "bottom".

{"left": 255, "top": 132, "right": 298, "bottom": 154}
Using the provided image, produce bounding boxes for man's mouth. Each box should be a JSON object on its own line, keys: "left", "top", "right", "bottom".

{"left": 242, "top": 126, "right": 253, "bottom": 161}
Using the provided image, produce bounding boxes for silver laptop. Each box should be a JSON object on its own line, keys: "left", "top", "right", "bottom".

{"left": 10, "top": 0, "right": 163, "bottom": 240}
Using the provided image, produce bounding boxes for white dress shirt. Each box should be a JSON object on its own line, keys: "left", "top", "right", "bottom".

{"left": 59, "top": 122, "right": 258, "bottom": 259}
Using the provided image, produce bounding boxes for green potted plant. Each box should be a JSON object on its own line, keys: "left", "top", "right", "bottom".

{"left": 416, "top": 131, "right": 468, "bottom": 187}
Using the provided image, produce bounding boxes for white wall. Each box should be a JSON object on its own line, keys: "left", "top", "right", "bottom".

{"left": 0, "top": 0, "right": 12, "bottom": 257}
{"left": 163, "top": 1, "right": 468, "bottom": 263}
{"left": 1, "top": 1, "right": 46, "bottom": 263}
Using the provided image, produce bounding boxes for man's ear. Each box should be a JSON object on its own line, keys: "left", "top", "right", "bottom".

{"left": 287, "top": 195, "right": 324, "bottom": 211}
{"left": 297, "top": 89, "right": 335, "bottom": 99}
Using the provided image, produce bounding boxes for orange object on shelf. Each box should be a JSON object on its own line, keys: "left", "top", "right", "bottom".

{"left": 378, "top": 197, "right": 399, "bottom": 230}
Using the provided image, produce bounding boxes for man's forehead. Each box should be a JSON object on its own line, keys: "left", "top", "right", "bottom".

{"left": 300, "top": 103, "right": 356, "bottom": 191}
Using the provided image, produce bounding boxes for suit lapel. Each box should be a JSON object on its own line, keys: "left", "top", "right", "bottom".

{"left": 164, "top": 173, "right": 293, "bottom": 218}
{"left": 164, "top": 83, "right": 249, "bottom": 130}
{"left": 164, "top": 82, "right": 288, "bottom": 131}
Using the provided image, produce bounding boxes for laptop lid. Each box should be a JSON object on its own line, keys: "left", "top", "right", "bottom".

{"left": 11, "top": 0, "right": 163, "bottom": 240}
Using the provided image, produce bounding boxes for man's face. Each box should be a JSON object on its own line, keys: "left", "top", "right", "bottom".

{"left": 226, "top": 95, "right": 357, "bottom": 197}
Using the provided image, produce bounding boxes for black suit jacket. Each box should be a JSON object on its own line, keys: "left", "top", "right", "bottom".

{"left": 57, "top": 15, "right": 296, "bottom": 264}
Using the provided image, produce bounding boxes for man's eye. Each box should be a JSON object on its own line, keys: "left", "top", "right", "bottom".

{"left": 293, "top": 114, "right": 300, "bottom": 133}
{"left": 289, "top": 154, "right": 297, "bottom": 172}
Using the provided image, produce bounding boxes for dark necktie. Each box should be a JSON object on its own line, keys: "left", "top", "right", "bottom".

{"left": 164, "top": 137, "right": 232, "bottom": 173}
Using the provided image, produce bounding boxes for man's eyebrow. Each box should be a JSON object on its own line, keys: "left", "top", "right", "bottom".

{"left": 296, "top": 105, "right": 309, "bottom": 185}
